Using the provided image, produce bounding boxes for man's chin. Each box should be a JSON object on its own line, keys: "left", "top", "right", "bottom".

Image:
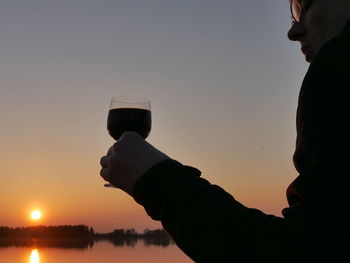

{"left": 305, "top": 53, "right": 313, "bottom": 63}
{"left": 305, "top": 56, "right": 312, "bottom": 63}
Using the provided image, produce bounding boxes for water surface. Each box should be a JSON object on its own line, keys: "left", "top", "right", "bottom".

{"left": 0, "top": 240, "right": 193, "bottom": 263}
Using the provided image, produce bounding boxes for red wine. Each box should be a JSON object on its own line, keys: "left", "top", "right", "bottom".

{"left": 107, "top": 108, "right": 151, "bottom": 140}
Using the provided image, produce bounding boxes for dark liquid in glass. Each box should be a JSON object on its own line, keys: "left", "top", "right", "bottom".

{"left": 107, "top": 108, "right": 152, "bottom": 140}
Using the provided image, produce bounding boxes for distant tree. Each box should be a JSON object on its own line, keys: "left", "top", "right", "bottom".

{"left": 112, "top": 229, "right": 125, "bottom": 237}
{"left": 125, "top": 228, "right": 136, "bottom": 237}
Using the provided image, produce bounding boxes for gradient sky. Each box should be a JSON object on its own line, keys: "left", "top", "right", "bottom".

{"left": 0, "top": 0, "right": 309, "bottom": 232}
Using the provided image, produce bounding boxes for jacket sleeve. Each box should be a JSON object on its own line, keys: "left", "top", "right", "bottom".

{"left": 133, "top": 159, "right": 298, "bottom": 262}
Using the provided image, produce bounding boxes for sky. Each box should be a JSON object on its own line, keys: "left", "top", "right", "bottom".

{"left": 0, "top": 0, "right": 309, "bottom": 232}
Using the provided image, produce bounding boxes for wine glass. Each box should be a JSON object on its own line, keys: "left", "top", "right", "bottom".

{"left": 104, "top": 96, "right": 152, "bottom": 187}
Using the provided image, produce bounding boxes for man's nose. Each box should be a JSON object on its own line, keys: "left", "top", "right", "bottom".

{"left": 288, "top": 22, "right": 306, "bottom": 41}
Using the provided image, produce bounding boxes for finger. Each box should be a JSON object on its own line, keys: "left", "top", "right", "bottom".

{"left": 100, "top": 155, "right": 110, "bottom": 168}
{"left": 107, "top": 146, "right": 114, "bottom": 156}
{"left": 100, "top": 168, "right": 109, "bottom": 181}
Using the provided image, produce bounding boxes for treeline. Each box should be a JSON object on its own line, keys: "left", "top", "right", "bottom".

{"left": 0, "top": 225, "right": 170, "bottom": 240}
{"left": 0, "top": 225, "right": 94, "bottom": 239}
{"left": 0, "top": 225, "right": 173, "bottom": 247}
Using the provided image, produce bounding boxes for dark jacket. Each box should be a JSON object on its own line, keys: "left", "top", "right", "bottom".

{"left": 133, "top": 21, "right": 350, "bottom": 263}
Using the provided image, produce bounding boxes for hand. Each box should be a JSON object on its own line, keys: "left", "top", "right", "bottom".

{"left": 100, "top": 131, "right": 170, "bottom": 195}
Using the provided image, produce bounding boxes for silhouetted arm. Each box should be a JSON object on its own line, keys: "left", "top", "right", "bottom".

{"left": 133, "top": 160, "right": 298, "bottom": 262}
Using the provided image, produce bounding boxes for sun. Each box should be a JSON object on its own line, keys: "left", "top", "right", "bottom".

{"left": 31, "top": 210, "right": 42, "bottom": 221}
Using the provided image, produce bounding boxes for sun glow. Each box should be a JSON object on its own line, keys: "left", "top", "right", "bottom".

{"left": 31, "top": 210, "right": 42, "bottom": 221}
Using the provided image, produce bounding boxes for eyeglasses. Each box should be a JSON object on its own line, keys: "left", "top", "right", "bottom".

{"left": 290, "top": 0, "right": 313, "bottom": 23}
{"left": 290, "top": 0, "right": 302, "bottom": 23}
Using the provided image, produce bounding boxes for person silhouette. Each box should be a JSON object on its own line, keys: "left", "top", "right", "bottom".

{"left": 100, "top": 1, "right": 350, "bottom": 261}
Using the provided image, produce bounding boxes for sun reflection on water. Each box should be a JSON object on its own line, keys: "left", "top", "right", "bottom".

{"left": 30, "top": 249, "right": 40, "bottom": 263}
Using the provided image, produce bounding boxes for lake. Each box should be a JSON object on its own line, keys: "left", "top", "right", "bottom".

{"left": 0, "top": 239, "right": 194, "bottom": 263}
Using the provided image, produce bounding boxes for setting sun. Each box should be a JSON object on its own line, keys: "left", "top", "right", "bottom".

{"left": 31, "top": 210, "right": 42, "bottom": 221}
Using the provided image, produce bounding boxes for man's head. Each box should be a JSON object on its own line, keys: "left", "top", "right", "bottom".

{"left": 288, "top": 0, "right": 350, "bottom": 63}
